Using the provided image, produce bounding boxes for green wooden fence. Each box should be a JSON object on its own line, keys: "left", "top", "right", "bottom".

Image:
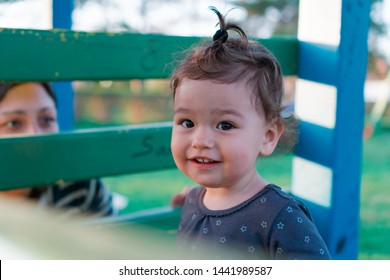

{"left": 0, "top": 28, "right": 298, "bottom": 190}
{"left": 0, "top": 0, "right": 370, "bottom": 259}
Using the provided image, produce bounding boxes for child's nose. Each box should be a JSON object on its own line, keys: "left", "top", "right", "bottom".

{"left": 192, "top": 126, "right": 215, "bottom": 149}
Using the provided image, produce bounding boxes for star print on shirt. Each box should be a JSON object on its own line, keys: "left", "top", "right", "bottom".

{"left": 177, "top": 185, "right": 332, "bottom": 260}
{"left": 190, "top": 244, "right": 197, "bottom": 251}
{"left": 248, "top": 246, "right": 255, "bottom": 253}
{"left": 240, "top": 225, "right": 248, "bottom": 232}
{"left": 260, "top": 197, "right": 267, "bottom": 203}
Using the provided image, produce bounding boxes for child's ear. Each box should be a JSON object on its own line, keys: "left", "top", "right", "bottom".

{"left": 259, "top": 120, "right": 284, "bottom": 156}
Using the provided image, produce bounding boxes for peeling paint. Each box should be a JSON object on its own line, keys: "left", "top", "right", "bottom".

{"left": 60, "top": 33, "right": 67, "bottom": 42}
{"left": 55, "top": 179, "right": 66, "bottom": 185}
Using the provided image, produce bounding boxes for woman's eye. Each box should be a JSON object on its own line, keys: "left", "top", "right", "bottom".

{"left": 181, "top": 120, "right": 194, "bottom": 128}
{"left": 40, "top": 117, "right": 56, "bottom": 126}
{"left": 5, "top": 120, "right": 21, "bottom": 128}
{"left": 217, "top": 122, "right": 234, "bottom": 130}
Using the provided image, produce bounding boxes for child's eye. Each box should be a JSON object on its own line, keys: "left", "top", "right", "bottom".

{"left": 216, "top": 122, "right": 234, "bottom": 130}
{"left": 181, "top": 119, "right": 194, "bottom": 128}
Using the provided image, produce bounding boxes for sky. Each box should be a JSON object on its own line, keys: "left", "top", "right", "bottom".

{"left": 0, "top": 0, "right": 245, "bottom": 36}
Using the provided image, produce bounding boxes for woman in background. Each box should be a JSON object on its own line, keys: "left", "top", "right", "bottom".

{"left": 0, "top": 82, "right": 116, "bottom": 218}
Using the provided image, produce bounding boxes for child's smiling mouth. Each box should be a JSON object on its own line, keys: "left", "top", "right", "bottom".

{"left": 194, "top": 158, "right": 215, "bottom": 163}
{"left": 189, "top": 156, "right": 221, "bottom": 167}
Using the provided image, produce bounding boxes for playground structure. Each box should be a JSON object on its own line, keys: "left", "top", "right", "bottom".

{"left": 0, "top": 0, "right": 370, "bottom": 259}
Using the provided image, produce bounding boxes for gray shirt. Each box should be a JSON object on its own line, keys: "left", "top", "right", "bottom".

{"left": 177, "top": 184, "right": 331, "bottom": 259}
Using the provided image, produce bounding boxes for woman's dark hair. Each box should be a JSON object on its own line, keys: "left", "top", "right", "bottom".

{"left": 170, "top": 7, "right": 299, "bottom": 153}
{"left": 0, "top": 82, "right": 57, "bottom": 107}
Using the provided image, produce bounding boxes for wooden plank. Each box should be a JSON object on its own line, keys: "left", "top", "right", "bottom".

{"left": 295, "top": 0, "right": 369, "bottom": 260}
{"left": 52, "top": 0, "right": 75, "bottom": 131}
{"left": 298, "top": 41, "right": 338, "bottom": 86}
{"left": 0, "top": 122, "right": 175, "bottom": 190}
{"left": 294, "top": 121, "right": 334, "bottom": 168}
{"left": 329, "top": 0, "right": 370, "bottom": 260}
{"left": 0, "top": 28, "right": 298, "bottom": 81}
{"left": 86, "top": 206, "right": 181, "bottom": 230}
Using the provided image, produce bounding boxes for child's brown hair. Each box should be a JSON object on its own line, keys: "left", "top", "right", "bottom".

{"left": 170, "top": 6, "right": 298, "bottom": 153}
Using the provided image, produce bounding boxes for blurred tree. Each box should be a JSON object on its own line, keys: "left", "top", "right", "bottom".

{"left": 234, "top": 0, "right": 387, "bottom": 53}
{"left": 0, "top": 0, "right": 23, "bottom": 2}
{"left": 369, "top": 0, "right": 388, "bottom": 55}
{"left": 232, "top": 0, "right": 388, "bottom": 75}
{"left": 232, "top": 0, "right": 299, "bottom": 37}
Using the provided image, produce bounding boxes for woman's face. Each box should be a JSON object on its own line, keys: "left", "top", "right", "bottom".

{"left": 0, "top": 83, "right": 59, "bottom": 137}
{"left": 0, "top": 83, "right": 59, "bottom": 197}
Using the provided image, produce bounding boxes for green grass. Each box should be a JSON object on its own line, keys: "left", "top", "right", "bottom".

{"left": 359, "top": 126, "right": 390, "bottom": 259}
{"left": 102, "top": 126, "right": 390, "bottom": 259}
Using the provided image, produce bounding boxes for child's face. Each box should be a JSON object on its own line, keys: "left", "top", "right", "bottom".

{"left": 0, "top": 83, "right": 59, "bottom": 137}
{"left": 171, "top": 79, "right": 281, "bottom": 190}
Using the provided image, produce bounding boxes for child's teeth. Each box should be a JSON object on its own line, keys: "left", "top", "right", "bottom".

{"left": 196, "top": 158, "right": 213, "bottom": 163}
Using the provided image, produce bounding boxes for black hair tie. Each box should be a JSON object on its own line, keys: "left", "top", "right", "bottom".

{"left": 213, "top": 29, "right": 228, "bottom": 43}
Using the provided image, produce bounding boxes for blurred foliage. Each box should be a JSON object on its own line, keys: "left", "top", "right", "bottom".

{"left": 75, "top": 79, "right": 170, "bottom": 96}
{"left": 232, "top": 0, "right": 299, "bottom": 37}
{"left": 0, "top": 0, "right": 22, "bottom": 3}
{"left": 370, "top": 0, "right": 387, "bottom": 41}
{"left": 74, "top": 0, "right": 388, "bottom": 62}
